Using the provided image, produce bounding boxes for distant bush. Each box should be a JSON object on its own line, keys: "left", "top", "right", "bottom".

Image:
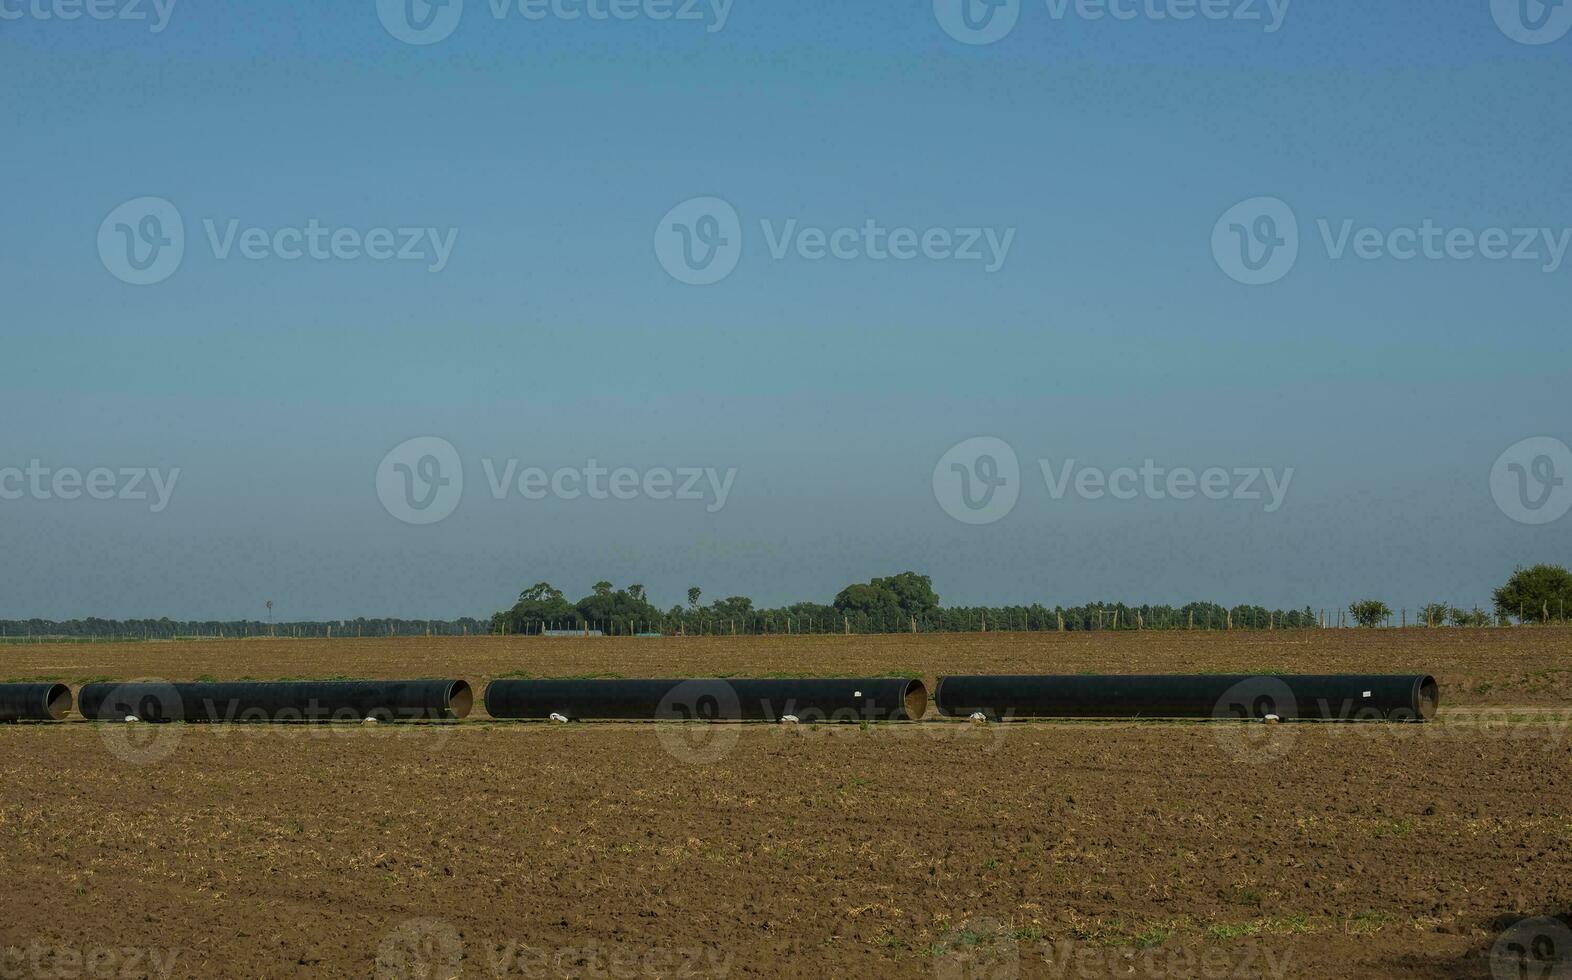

{"left": 1492, "top": 564, "right": 1572, "bottom": 624}
{"left": 1348, "top": 600, "right": 1392, "bottom": 628}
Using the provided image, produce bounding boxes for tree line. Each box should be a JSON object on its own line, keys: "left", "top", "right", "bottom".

{"left": 6, "top": 565, "right": 1565, "bottom": 641}
{"left": 1346, "top": 564, "right": 1572, "bottom": 627}
{"left": 489, "top": 572, "right": 1322, "bottom": 635}
{"left": 0, "top": 617, "right": 489, "bottom": 641}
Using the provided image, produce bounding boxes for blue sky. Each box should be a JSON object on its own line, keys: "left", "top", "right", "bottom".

{"left": 2, "top": 0, "right": 1569, "bottom": 619}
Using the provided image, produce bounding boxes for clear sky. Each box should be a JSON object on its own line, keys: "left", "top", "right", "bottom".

{"left": 2, "top": 0, "right": 1569, "bottom": 620}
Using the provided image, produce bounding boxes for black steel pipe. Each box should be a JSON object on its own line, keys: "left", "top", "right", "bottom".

{"left": 934, "top": 674, "right": 1438, "bottom": 722}
{"left": 0, "top": 683, "right": 72, "bottom": 722}
{"left": 483, "top": 677, "right": 928, "bottom": 722}
{"left": 77, "top": 680, "right": 472, "bottom": 723}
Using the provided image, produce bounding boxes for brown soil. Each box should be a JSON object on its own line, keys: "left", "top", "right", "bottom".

{"left": 1, "top": 631, "right": 1569, "bottom": 978}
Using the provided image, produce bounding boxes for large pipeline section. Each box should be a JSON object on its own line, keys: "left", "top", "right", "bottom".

{"left": 77, "top": 680, "right": 472, "bottom": 723}
{"left": 484, "top": 678, "right": 929, "bottom": 722}
{"left": 0, "top": 683, "right": 73, "bottom": 722}
{"left": 935, "top": 674, "right": 1438, "bottom": 722}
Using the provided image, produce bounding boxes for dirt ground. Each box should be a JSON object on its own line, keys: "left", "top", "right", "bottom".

{"left": 2, "top": 630, "right": 1570, "bottom": 978}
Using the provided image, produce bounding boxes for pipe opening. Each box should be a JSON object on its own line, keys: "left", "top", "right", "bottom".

{"left": 46, "top": 684, "right": 72, "bottom": 721}
{"left": 902, "top": 680, "right": 929, "bottom": 721}
{"left": 447, "top": 680, "right": 473, "bottom": 720}
{"left": 1417, "top": 676, "right": 1439, "bottom": 721}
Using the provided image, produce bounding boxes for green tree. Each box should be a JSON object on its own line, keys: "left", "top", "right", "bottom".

{"left": 833, "top": 582, "right": 897, "bottom": 616}
{"left": 709, "top": 596, "right": 753, "bottom": 621}
{"left": 1417, "top": 602, "right": 1451, "bottom": 627}
{"left": 1348, "top": 600, "right": 1391, "bottom": 628}
{"left": 833, "top": 571, "right": 939, "bottom": 618}
{"left": 575, "top": 582, "right": 661, "bottom": 629}
{"left": 1448, "top": 606, "right": 1490, "bottom": 627}
{"left": 687, "top": 587, "right": 702, "bottom": 610}
{"left": 1493, "top": 564, "right": 1572, "bottom": 623}
{"left": 495, "top": 582, "right": 579, "bottom": 633}
{"left": 876, "top": 571, "right": 940, "bottom": 616}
